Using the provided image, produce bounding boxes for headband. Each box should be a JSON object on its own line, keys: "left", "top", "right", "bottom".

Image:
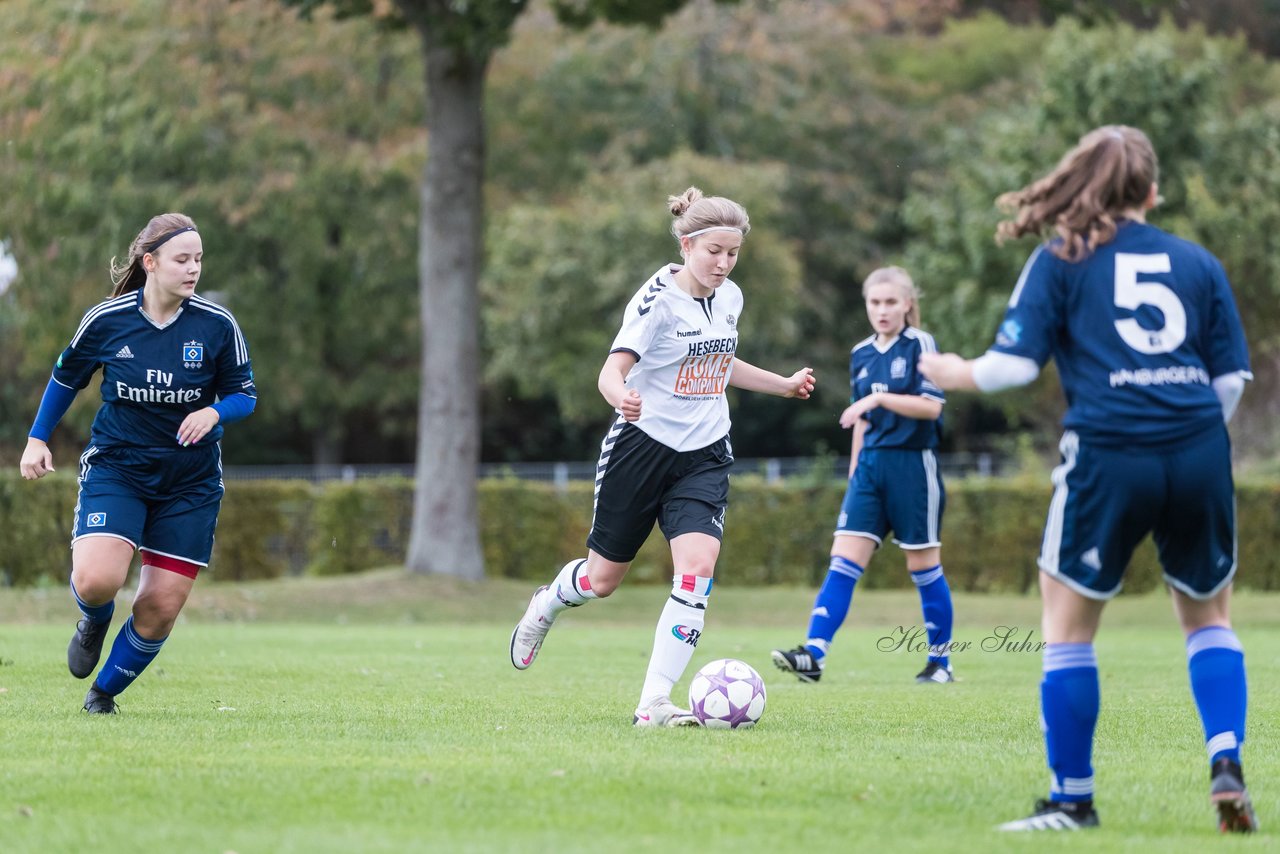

{"left": 682, "top": 226, "right": 744, "bottom": 239}
{"left": 146, "top": 226, "right": 198, "bottom": 253}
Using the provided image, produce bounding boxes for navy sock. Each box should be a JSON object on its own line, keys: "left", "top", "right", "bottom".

{"left": 71, "top": 579, "right": 114, "bottom": 625}
{"left": 1187, "top": 626, "right": 1247, "bottom": 765}
{"left": 95, "top": 616, "right": 166, "bottom": 696}
{"left": 1041, "top": 643, "right": 1098, "bottom": 804}
{"left": 910, "top": 564, "right": 953, "bottom": 668}
{"left": 803, "top": 556, "right": 863, "bottom": 660}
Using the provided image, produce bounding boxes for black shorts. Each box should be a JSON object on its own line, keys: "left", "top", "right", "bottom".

{"left": 586, "top": 419, "right": 733, "bottom": 563}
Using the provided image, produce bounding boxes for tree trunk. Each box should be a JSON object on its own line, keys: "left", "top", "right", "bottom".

{"left": 405, "top": 36, "right": 487, "bottom": 578}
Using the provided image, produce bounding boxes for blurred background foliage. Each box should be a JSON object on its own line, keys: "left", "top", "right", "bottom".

{"left": 4, "top": 0, "right": 1279, "bottom": 466}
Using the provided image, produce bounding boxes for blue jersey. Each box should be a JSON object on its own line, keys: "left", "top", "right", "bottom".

{"left": 989, "top": 222, "right": 1250, "bottom": 446}
{"left": 51, "top": 289, "right": 256, "bottom": 449}
{"left": 851, "top": 327, "right": 944, "bottom": 449}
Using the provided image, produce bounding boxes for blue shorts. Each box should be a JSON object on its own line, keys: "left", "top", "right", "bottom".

{"left": 587, "top": 421, "right": 732, "bottom": 563}
{"left": 1039, "top": 425, "right": 1237, "bottom": 600}
{"left": 836, "top": 447, "right": 944, "bottom": 550}
{"left": 73, "top": 443, "right": 225, "bottom": 566}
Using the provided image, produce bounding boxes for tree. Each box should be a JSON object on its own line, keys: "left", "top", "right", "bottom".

{"left": 900, "top": 18, "right": 1280, "bottom": 452}
{"left": 285, "top": 0, "right": 743, "bottom": 579}
{"left": 0, "top": 0, "right": 424, "bottom": 464}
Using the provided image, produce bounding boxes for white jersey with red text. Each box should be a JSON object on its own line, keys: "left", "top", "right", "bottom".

{"left": 609, "top": 265, "right": 742, "bottom": 452}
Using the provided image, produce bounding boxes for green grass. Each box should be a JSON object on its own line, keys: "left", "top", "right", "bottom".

{"left": 1, "top": 573, "right": 1278, "bottom": 852}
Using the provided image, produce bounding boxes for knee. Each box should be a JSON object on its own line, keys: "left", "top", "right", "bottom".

{"left": 589, "top": 574, "right": 620, "bottom": 598}
{"left": 131, "top": 593, "right": 181, "bottom": 638}
{"left": 70, "top": 566, "right": 117, "bottom": 603}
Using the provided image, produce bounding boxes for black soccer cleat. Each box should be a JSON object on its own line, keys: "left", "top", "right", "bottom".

{"left": 68, "top": 617, "right": 112, "bottom": 679}
{"left": 83, "top": 682, "right": 118, "bottom": 715}
{"left": 997, "top": 799, "right": 1100, "bottom": 831}
{"left": 915, "top": 661, "right": 955, "bottom": 684}
{"left": 771, "top": 646, "right": 823, "bottom": 683}
{"left": 1211, "top": 757, "right": 1258, "bottom": 833}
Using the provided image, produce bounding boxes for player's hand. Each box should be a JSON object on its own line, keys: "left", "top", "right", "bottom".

{"left": 19, "top": 438, "right": 54, "bottom": 480}
{"left": 176, "top": 407, "right": 221, "bottom": 447}
{"left": 917, "top": 352, "right": 972, "bottom": 390}
{"left": 838, "top": 395, "right": 878, "bottom": 429}
{"left": 784, "top": 367, "right": 815, "bottom": 399}
{"left": 619, "top": 389, "right": 642, "bottom": 422}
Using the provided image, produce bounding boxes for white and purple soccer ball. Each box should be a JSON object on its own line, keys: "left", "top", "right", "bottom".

{"left": 689, "top": 658, "right": 767, "bottom": 729}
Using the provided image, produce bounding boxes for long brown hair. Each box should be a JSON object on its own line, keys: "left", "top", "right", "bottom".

{"left": 109, "top": 213, "right": 198, "bottom": 297}
{"left": 996, "top": 125, "right": 1158, "bottom": 262}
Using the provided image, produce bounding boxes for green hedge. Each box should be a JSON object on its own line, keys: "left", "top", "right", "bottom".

{"left": 3, "top": 472, "right": 1279, "bottom": 593}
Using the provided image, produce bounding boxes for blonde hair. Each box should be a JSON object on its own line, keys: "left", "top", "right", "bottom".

{"left": 109, "top": 212, "right": 199, "bottom": 297}
{"left": 862, "top": 265, "right": 920, "bottom": 328}
{"left": 996, "top": 125, "right": 1158, "bottom": 262}
{"left": 668, "top": 187, "right": 750, "bottom": 246}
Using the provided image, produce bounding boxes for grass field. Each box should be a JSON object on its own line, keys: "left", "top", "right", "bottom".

{"left": 2, "top": 571, "right": 1278, "bottom": 853}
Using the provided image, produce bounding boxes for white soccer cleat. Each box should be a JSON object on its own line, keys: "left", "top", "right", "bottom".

{"left": 509, "top": 586, "right": 551, "bottom": 670}
{"left": 632, "top": 697, "right": 700, "bottom": 728}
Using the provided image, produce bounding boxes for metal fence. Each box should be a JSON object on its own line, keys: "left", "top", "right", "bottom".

{"left": 222, "top": 452, "right": 1008, "bottom": 485}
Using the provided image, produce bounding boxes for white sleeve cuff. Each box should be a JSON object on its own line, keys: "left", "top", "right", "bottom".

{"left": 1212, "top": 372, "right": 1248, "bottom": 423}
{"left": 972, "top": 351, "right": 1041, "bottom": 392}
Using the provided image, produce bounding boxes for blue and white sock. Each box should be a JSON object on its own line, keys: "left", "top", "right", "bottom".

{"left": 1187, "top": 625, "right": 1247, "bottom": 765}
{"left": 1041, "top": 643, "right": 1098, "bottom": 804}
{"left": 94, "top": 616, "right": 166, "bottom": 696}
{"left": 71, "top": 579, "right": 114, "bottom": 625}
{"left": 910, "top": 564, "right": 953, "bottom": 668}
{"left": 803, "top": 556, "right": 863, "bottom": 661}
{"left": 638, "top": 574, "right": 712, "bottom": 709}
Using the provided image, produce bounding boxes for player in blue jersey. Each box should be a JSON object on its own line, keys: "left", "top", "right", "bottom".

{"left": 772, "top": 266, "right": 953, "bottom": 684}
{"left": 19, "top": 212, "right": 257, "bottom": 715}
{"left": 509, "top": 188, "right": 815, "bottom": 727}
{"left": 920, "top": 126, "right": 1256, "bottom": 833}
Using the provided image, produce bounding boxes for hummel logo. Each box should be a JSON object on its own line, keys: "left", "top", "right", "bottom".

{"left": 115, "top": 345, "right": 135, "bottom": 359}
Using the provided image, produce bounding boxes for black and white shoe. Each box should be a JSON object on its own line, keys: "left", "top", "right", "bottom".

{"left": 68, "top": 617, "right": 112, "bottom": 679}
{"left": 771, "top": 646, "right": 823, "bottom": 683}
{"left": 915, "top": 661, "right": 954, "bottom": 684}
{"left": 83, "top": 682, "right": 118, "bottom": 715}
{"left": 998, "top": 799, "right": 1099, "bottom": 831}
{"left": 1211, "top": 757, "right": 1258, "bottom": 833}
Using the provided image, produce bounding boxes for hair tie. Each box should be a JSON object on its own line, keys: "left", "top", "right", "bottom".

{"left": 146, "top": 226, "right": 198, "bottom": 253}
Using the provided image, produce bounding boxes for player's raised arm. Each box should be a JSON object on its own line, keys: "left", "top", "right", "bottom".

{"left": 728, "top": 358, "right": 815, "bottom": 398}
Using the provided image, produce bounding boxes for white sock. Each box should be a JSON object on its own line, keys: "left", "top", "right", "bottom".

{"left": 638, "top": 574, "right": 713, "bottom": 709}
{"left": 540, "top": 558, "right": 597, "bottom": 622}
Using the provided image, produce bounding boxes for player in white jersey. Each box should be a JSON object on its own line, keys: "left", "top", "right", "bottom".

{"left": 921, "top": 126, "right": 1256, "bottom": 833}
{"left": 510, "top": 187, "right": 815, "bottom": 726}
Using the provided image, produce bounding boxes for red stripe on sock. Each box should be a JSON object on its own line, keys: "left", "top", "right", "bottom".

{"left": 139, "top": 550, "right": 201, "bottom": 579}
{"left": 680, "top": 574, "right": 697, "bottom": 592}
{"left": 576, "top": 569, "right": 591, "bottom": 592}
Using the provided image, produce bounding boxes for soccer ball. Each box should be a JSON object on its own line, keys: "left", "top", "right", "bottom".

{"left": 688, "top": 658, "right": 767, "bottom": 729}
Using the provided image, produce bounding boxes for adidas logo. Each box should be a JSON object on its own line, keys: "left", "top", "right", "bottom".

{"left": 1081, "top": 547, "right": 1102, "bottom": 570}
{"left": 115, "top": 345, "right": 135, "bottom": 359}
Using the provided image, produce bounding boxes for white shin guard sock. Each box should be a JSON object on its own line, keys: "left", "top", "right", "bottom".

{"left": 638, "top": 574, "right": 712, "bottom": 709}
